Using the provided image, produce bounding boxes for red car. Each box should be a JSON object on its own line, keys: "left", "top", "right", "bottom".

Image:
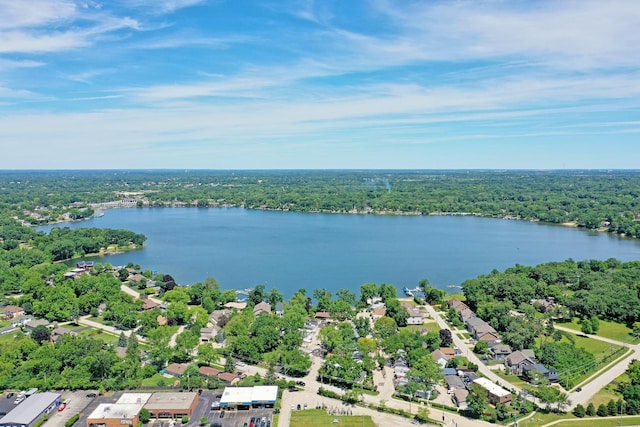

{"left": 58, "top": 403, "right": 66, "bottom": 412}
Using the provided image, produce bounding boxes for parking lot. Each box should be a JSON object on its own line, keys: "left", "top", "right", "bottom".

{"left": 43, "top": 390, "right": 96, "bottom": 427}
{"left": 207, "top": 407, "right": 274, "bottom": 427}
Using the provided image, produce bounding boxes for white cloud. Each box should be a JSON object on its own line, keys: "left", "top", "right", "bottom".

{"left": 0, "top": 0, "right": 77, "bottom": 30}
{"left": 0, "top": 58, "right": 45, "bottom": 70}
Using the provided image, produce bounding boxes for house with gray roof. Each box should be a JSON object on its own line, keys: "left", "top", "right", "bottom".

{"left": 0, "top": 392, "right": 60, "bottom": 427}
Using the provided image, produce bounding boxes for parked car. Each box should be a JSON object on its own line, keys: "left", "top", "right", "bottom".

{"left": 219, "top": 411, "right": 225, "bottom": 418}
{"left": 6, "top": 392, "right": 14, "bottom": 399}
{"left": 58, "top": 403, "right": 66, "bottom": 412}
{"left": 296, "top": 381, "right": 306, "bottom": 386}
{"left": 86, "top": 393, "right": 97, "bottom": 398}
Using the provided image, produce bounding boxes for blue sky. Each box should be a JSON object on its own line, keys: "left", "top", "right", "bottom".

{"left": 0, "top": 0, "right": 639, "bottom": 169}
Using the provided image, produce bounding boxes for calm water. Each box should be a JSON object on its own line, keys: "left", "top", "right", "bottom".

{"left": 39, "top": 208, "right": 640, "bottom": 297}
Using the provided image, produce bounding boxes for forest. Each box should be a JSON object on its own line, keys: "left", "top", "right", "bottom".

{"left": 1, "top": 169, "right": 640, "bottom": 238}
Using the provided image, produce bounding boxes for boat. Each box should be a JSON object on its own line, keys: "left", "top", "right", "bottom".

{"left": 405, "top": 290, "right": 414, "bottom": 297}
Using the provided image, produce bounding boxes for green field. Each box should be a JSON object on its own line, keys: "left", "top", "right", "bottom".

{"left": 78, "top": 328, "right": 119, "bottom": 343}
{"left": 290, "top": 409, "right": 376, "bottom": 427}
{"left": 559, "top": 319, "right": 634, "bottom": 344}
{"left": 549, "top": 416, "right": 640, "bottom": 426}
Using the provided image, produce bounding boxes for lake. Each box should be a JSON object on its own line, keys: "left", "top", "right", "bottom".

{"left": 39, "top": 208, "right": 640, "bottom": 297}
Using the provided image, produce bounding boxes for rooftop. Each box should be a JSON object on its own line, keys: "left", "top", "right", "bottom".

{"left": 144, "top": 392, "right": 198, "bottom": 410}
{"left": 116, "top": 393, "right": 152, "bottom": 405}
{"left": 88, "top": 403, "right": 145, "bottom": 420}
{"left": 0, "top": 392, "right": 60, "bottom": 424}
{"left": 473, "top": 378, "right": 511, "bottom": 398}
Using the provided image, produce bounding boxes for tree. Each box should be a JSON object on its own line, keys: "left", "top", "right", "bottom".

{"left": 374, "top": 316, "right": 397, "bottom": 339}
{"left": 573, "top": 404, "right": 586, "bottom": 418}
{"left": 139, "top": 408, "right": 151, "bottom": 423}
{"left": 586, "top": 403, "right": 596, "bottom": 416}
{"left": 360, "top": 283, "right": 379, "bottom": 304}
{"left": 313, "top": 288, "right": 332, "bottom": 311}
{"left": 32, "top": 325, "right": 51, "bottom": 344}
{"left": 198, "top": 344, "right": 220, "bottom": 366}
{"left": 466, "top": 383, "right": 489, "bottom": 418}
{"left": 473, "top": 341, "right": 489, "bottom": 355}
{"left": 224, "top": 357, "right": 235, "bottom": 373}
{"left": 597, "top": 403, "right": 608, "bottom": 417}
{"left": 439, "top": 329, "right": 453, "bottom": 347}
{"left": 249, "top": 284, "right": 266, "bottom": 305}
{"left": 117, "top": 332, "right": 127, "bottom": 347}
{"left": 409, "top": 354, "right": 443, "bottom": 388}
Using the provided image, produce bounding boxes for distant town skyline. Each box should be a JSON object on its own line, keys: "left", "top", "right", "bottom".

{"left": 0, "top": 0, "right": 639, "bottom": 169}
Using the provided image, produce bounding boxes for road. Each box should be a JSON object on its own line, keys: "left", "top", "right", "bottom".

{"left": 77, "top": 315, "right": 147, "bottom": 342}
{"left": 423, "top": 305, "right": 528, "bottom": 398}
{"left": 552, "top": 324, "right": 640, "bottom": 409}
{"left": 273, "top": 318, "right": 496, "bottom": 427}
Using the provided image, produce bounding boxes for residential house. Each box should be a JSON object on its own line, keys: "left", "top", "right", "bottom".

{"left": 128, "top": 273, "right": 146, "bottom": 283}
{"left": 473, "top": 378, "right": 512, "bottom": 405}
{"left": 3, "top": 305, "right": 24, "bottom": 319}
{"left": 217, "top": 372, "right": 239, "bottom": 384}
{"left": 51, "top": 327, "right": 77, "bottom": 342}
{"left": 465, "top": 317, "right": 498, "bottom": 341}
{"left": 142, "top": 298, "right": 158, "bottom": 311}
{"left": 523, "top": 363, "right": 560, "bottom": 383}
{"left": 448, "top": 299, "right": 469, "bottom": 312}
{"left": 405, "top": 306, "right": 424, "bottom": 325}
{"left": 452, "top": 389, "right": 469, "bottom": 409}
{"left": 445, "top": 375, "right": 465, "bottom": 391}
{"left": 531, "top": 297, "right": 556, "bottom": 313}
{"left": 200, "top": 326, "right": 220, "bottom": 342}
{"left": 371, "top": 308, "right": 386, "bottom": 321}
{"left": 490, "top": 343, "right": 513, "bottom": 360}
{"left": 210, "top": 309, "right": 231, "bottom": 325}
{"left": 24, "top": 318, "right": 50, "bottom": 332}
{"left": 431, "top": 349, "right": 451, "bottom": 369}
{"left": 199, "top": 366, "right": 222, "bottom": 377}
{"left": 275, "top": 302, "right": 284, "bottom": 317}
{"left": 11, "top": 315, "right": 33, "bottom": 327}
{"left": 393, "top": 357, "right": 410, "bottom": 380}
{"left": 458, "top": 308, "right": 475, "bottom": 323}
{"left": 314, "top": 311, "right": 332, "bottom": 321}
{"left": 253, "top": 301, "right": 272, "bottom": 316}
{"left": 165, "top": 363, "right": 189, "bottom": 377}
{"left": 504, "top": 350, "right": 535, "bottom": 375}
{"left": 439, "top": 347, "right": 456, "bottom": 359}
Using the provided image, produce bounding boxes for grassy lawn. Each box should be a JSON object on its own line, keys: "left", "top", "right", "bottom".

{"left": 401, "top": 322, "right": 440, "bottom": 333}
{"left": 571, "top": 335, "right": 622, "bottom": 360}
{"left": 558, "top": 319, "right": 635, "bottom": 344}
{"left": 88, "top": 316, "right": 110, "bottom": 325}
{"left": 549, "top": 417, "right": 640, "bottom": 426}
{"left": 520, "top": 411, "right": 575, "bottom": 426}
{"left": 494, "top": 370, "right": 530, "bottom": 389}
{"left": 290, "top": 409, "right": 376, "bottom": 427}
{"left": 141, "top": 373, "right": 176, "bottom": 387}
{"left": 0, "top": 331, "right": 21, "bottom": 343}
{"left": 78, "top": 328, "right": 119, "bottom": 343}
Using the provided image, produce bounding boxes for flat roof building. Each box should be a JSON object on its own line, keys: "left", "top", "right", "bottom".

{"left": 0, "top": 392, "right": 60, "bottom": 427}
{"left": 220, "top": 386, "right": 278, "bottom": 410}
{"left": 143, "top": 392, "right": 199, "bottom": 420}
{"left": 472, "top": 378, "right": 512, "bottom": 405}
{"left": 87, "top": 393, "right": 151, "bottom": 427}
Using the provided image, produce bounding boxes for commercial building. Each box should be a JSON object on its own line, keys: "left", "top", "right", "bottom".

{"left": 220, "top": 386, "right": 278, "bottom": 410}
{"left": 0, "top": 392, "right": 61, "bottom": 427}
{"left": 87, "top": 393, "right": 151, "bottom": 427}
{"left": 472, "top": 378, "right": 512, "bottom": 405}
{"left": 143, "top": 392, "right": 199, "bottom": 420}
{"left": 86, "top": 392, "right": 199, "bottom": 426}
